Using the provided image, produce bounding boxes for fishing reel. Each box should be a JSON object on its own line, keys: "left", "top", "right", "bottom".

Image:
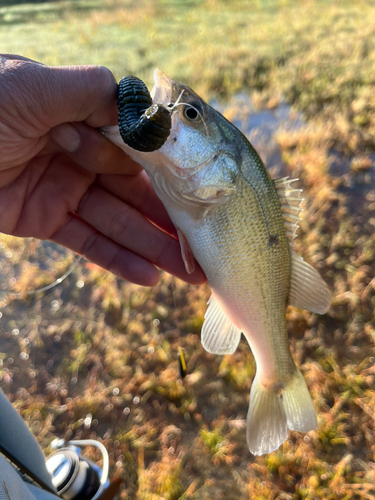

{"left": 46, "top": 438, "right": 112, "bottom": 500}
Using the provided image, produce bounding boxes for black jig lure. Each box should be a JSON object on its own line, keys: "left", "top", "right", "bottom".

{"left": 117, "top": 75, "right": 172, "bottom": 152}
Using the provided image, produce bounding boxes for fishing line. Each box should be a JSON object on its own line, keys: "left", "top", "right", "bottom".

{"left": 2, "top": 254, "right": 82, "bottom": 298}
{"left": 167, "top": 89, "right": 186, "bottom": 112}
{"left": 171, "top": 101, "right": 210, "bottom": 140}
{"left": 167, "top": 88, "right": 210, "bottom": 140}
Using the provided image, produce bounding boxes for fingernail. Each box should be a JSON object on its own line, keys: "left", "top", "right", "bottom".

{"left": 51, "top": 123, "right": 81, "bottom": 153}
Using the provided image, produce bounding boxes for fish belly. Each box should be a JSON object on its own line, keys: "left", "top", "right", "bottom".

{"left": 180, "top": 176, "right": 295, "bottom": 382}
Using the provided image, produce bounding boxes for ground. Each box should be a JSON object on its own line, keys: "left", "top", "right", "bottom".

{"left": 1, "top": 1, "right": 375, "bottom": 498}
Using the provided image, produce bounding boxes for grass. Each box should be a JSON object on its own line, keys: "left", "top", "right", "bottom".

{"left": 1, "top": 0, "right": 375, "bottom": 498}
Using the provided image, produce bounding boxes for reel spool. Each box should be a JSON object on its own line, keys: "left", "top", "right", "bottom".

{"left": 46, "top": 439, "right": 109, "bottom": 500}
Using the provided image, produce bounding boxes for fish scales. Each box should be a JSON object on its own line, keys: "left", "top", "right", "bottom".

{"left": 103, "top": 69, "right": 331, "bottom": 456}
{"left": 187, "top": 175, "right": 294, "bottom": 376}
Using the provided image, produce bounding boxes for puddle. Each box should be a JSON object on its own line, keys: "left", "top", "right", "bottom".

{"left": 214, "top": 95, "right": 375, "bottom": 215}
{"left": 211, "top": 94, "right": 305, "bottom": 178}
{"left": 329, "top": 149, "right": 375, "bottom": 206}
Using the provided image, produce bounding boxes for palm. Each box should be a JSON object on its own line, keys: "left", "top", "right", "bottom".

{"left": 1, "top": 152, "right": 93, "bottom": 240}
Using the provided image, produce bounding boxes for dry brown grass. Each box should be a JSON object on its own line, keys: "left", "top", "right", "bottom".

{"left": 1, "top": 0, "right": 375, "bottom": 498}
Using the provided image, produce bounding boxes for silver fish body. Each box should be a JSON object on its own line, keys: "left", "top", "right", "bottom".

{"left": 103, "top": 70, "right": 331, "bottom": 455}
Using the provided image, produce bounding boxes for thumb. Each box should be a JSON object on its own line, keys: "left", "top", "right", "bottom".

{"left": 1, "top": 56, "right": 119, "bottom": 134}
{"left": 45, "top": 63, "right": 119, "bottom": 128}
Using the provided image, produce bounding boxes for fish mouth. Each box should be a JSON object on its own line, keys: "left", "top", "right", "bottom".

{"left": 150, "top": 69, "right": 174, "bottom": 107}
{"left": 150, "top": 69, "right": 218, "bottom": 179}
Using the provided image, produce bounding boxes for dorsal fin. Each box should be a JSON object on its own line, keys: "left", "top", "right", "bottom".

{"left": 274, "top": 177, "right": 303, "bottom": 248}
{"left": 274, "top": 177, "right": 331, "bottom": 314}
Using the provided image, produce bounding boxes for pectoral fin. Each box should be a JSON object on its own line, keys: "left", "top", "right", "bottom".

{"left": 176, "top": 227, "right": 196, "bottom": 274}
{"left": 202, "top": 295, "right": 242, "bottom": 354}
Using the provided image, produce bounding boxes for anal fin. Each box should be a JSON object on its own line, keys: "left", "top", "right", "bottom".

{"left": 289, "top": 251, "right": 331, "bottom": 314}
{"left": 201, "top": 294, "right": 242, "bottom": 354}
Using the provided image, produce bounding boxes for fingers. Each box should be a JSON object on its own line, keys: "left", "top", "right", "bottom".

{"left": 51, "top": 214, "right": 161, "bottom": 287}
{"left": 50, "top": 122, "right": 142, "bottom": 175}
{"left": 98, "top": 172, "right": 177, "bottom": 237}
{"left": 75, "top": 184, "right": 206, "bottom": 285}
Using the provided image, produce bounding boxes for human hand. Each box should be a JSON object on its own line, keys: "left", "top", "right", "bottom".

{"left": 0, "top": 54, "right": 206, "bottom": 286}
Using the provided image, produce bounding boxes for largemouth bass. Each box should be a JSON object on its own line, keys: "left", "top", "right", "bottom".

{"left": 103, "top": 70, "right": 331, "bottom": 456}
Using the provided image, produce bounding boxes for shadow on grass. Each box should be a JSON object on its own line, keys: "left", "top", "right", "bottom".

{"left": 1, "top": 0, "right": 60, "bottom": 5}
{"left": 0, "top": 0, "right": 109, "bottom": 26}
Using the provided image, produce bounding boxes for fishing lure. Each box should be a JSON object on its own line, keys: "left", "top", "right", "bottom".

{"left": 117, "top": 75, "right": 171, "bottom": 152}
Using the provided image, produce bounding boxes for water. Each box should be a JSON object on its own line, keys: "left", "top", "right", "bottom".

{"left": 328, "top": 148, "right": 375, "bottom": 211}
{"left": 211, "top": 94, "right": 305, "bottom": 178}
{"left": 215, "top": 95, "right": 375, "bottom": 213}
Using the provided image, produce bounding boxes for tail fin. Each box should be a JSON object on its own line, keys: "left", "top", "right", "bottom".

{"left": 246, "top": 369, "right": 317, "bottom": 456}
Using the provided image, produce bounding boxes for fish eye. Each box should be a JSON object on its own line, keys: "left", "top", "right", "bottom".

{"left": 183, "top": 102, "right": 203, "bottom": 121}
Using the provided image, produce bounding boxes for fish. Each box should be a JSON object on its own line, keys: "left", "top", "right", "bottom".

{"left": 103, "top": 69, "right": 331, "bottom": 455}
